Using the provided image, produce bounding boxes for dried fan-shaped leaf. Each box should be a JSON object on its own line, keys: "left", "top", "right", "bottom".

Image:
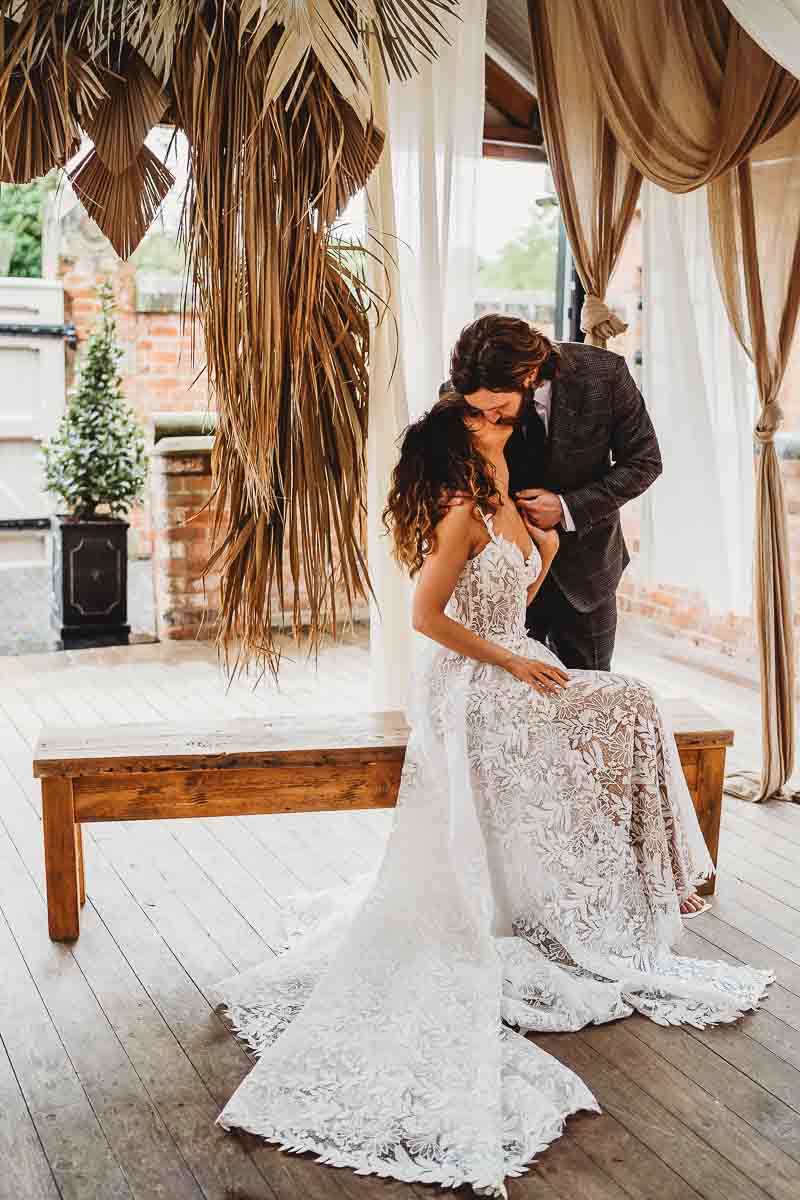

{"left": 371, "top": 0, "right": 460, "bottom": 80}
{"left": 171, "top": 10, "right": 376, "bottom": 672}
{"left": 240, "top": 1, "right": 460, "bottom": 98}
{"left": 243, "top": 1, "right": 372, "bottom": 124}
{"left": 334, "top": 101, "right": 384, "bottom": 214}
{"left": 83, "top": 45, "right": 169, "bottom": 174}
{"left": 207, "top": 245, "right": 371, "bottom": 671}
{"left": 53, "top": 0, "right": 458, "bottom": 674}
{"left": 0, "top": 71, "right": 78, "bottom": 182}
{"left": 0, "top": 9, "right": 104, "bottom": 183}
{"left": 69, "top": 142, "right": 174, "bottom": 259}
{"left": 132, "top": 0, "right": 459, "bottom": 93}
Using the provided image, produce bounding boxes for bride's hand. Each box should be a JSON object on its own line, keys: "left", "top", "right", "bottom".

{"left": 522, "top": 520, "right": 560, "bottom": 563}
{"left": 502, "top": 655, "right": 569, "bottom": 695}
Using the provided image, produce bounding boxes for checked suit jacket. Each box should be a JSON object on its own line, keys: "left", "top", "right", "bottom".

{"left": 442, "top": 341, "right": 662, "bottom": 614}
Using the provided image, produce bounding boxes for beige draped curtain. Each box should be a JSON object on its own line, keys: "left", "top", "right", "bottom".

{"left": 528, "top": 0, "right": 800, "bottom": 800}
{"left": 709, "top": 120, "right": 800, "bottom": 798}
{"left": 579, "top": 2, "right": 799, "bottom": 190}
{"left": 528, "top": 1, "right": 641, "bottom": 348}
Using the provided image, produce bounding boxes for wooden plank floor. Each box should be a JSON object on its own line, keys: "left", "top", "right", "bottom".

{"left": 1, "top": 624, "right": 799, "bottom": 1200}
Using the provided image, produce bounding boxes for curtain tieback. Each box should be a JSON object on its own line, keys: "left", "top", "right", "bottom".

{"left": 580, "top": 294, "right": 628, "bottom": 340}
{"left": 754, "top": 401, "right": 783, "bottom": 444}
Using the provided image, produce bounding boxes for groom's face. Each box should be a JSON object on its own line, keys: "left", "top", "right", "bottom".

{"left": 462, "top": 388, "right": 525, "bottom": 428}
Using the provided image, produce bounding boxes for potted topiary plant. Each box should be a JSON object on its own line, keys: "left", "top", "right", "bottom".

{"left": 43, "top": 282, "right": 147, "bottom": 649}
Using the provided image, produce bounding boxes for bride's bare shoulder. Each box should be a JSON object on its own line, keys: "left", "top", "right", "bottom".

{"left": 434, "top": 499, "right": 488, "bottom": 554}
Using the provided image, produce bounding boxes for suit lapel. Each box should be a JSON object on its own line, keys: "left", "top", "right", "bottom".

{"left": 546, "top": 350, "right": 585, "bottom": 466}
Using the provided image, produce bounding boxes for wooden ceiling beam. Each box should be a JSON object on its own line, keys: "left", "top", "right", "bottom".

{"left": 483, "top": 140, "right": 547, "bottom": 163}
{"left": 483, "top": 52, "right": 544, "bottom": 163}
{"left": 485, "top": 56, "right": 535, "bottom": 129}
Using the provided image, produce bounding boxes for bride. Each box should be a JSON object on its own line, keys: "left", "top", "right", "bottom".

{"left": 212, "top": 388, "right": 773, "bottom": 1197}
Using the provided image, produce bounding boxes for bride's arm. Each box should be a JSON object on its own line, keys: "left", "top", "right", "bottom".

{"left": 525, "top": 526, "right": 559, "bottom": 606}
{"left": 412, "top": 506, "right": 568, "bottom": 695}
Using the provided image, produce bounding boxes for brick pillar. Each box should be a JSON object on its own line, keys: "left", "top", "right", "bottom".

{"left": 150, "top": 414, "right": 370, "bottom": 641}
{"left": 151, "top": 435, "right": 220, "bottom": 640}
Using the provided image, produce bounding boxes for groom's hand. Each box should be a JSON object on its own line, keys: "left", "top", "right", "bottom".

{"left": 516, "top": 489, "right": 563, "bottom": 531}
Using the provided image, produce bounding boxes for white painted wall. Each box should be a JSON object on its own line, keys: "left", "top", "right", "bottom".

{"left": 0, "top": 277, "right": 66, "bottom": 564}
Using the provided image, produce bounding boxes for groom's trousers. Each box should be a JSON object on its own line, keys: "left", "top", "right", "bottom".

{"left": 526, "top": 572, "right": 617, "bottom": 672}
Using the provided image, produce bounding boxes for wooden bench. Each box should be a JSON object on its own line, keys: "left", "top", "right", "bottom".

{"left": 32, "top": 702, "right": 731, "bottom": 942}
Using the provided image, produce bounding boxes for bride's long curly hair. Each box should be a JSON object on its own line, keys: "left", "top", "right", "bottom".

{"left": 383, "top": 393, "right": 500, "bottom": 576}
{"left": 384, "top": 315, "right": 557, "bottom": 576}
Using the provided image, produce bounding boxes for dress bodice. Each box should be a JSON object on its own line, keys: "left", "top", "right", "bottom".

{"left": 446, "top": 510, "right": 541, "bottom": 649}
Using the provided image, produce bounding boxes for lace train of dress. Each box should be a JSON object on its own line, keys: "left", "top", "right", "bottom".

{"left": 212, "top": 512, "right": 773, "bottom": 1197}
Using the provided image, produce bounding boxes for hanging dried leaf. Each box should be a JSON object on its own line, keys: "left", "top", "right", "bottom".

{"left": 69, "top": 141, "right": 174, "bottom": 258}
{"left": 206, "top": 243, "right": 371, "bottom": 672}
{"left": 130, "top": 0, "right": 459, "bottom": 93}
{"left": 83, "top": 44, "right": 169, "bottom": 174}
{"left": 241, "top": 0, "right": 372, "bottom": 125}
{"left": 6, "top": 0, "right": 458, "bottom": 673}
{"left": 370, "top": 0, "right": 460, "bottom": 81}
{"left": 0, "top": 8, "right": 104, "bottom": 183}
{"left": 329, "top": 98, "right": 384, "bottom": 218}
{"left": 170, "top": 7, "right": 377, "bottom": 672}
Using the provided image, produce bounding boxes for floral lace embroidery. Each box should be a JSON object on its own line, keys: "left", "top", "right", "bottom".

{"left": 213, "top": 520, "right": 773, "bottom": 1198}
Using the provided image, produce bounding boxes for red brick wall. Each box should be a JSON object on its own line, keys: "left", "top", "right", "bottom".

{"left": 618, "top": 460, "right": 800, "bottom": 665}
{"left": 151, "top": 437, "right": 369, "bottom": 640}
{"left": 57, "top": 254, "right": 211, "bottom": 557}
{"left": 151, "top": 442, "right": 220, "bottom": 640}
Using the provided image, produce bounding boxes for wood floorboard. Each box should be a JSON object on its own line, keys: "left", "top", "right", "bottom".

{"left": 719, "top": 837, "right": 800, "bottom": 910}
{"left": 2, "top": 628, "right": 798, "bottom": 1200}
{"left": 0, "top": 1030, "right": 60, "bottom": 1200}
{"left": 535, "top": 1034, "right": 773, "bottom": 1200}
{"left": 0, "top": 830, "right": 199, "bottom": 1200}
{"left": 590, "top": 1019, "right": 800, "bottom": 1188}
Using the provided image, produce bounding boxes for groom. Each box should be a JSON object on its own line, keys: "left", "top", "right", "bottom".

{"left": 441, "top": 316, "right": 662, "bottom": 671}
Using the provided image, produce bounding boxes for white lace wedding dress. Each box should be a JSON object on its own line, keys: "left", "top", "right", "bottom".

{"left": 212, "top": 510, "right": 773, "bottom": 1197}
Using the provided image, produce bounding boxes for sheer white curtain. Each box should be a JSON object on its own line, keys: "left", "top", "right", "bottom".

{"left": 365, "top": 3, "right": 487, "bottom": 708}
{"left": 721, "top": 2, "right": 800, "bottom": 81}
{"left": 388, "top": 0, "right": 487, "bottom": 418}
{"left": 640, "top": 182, "right": 757, "bottom": 615}
{"left": 365, "top": 45, "right": 412, "bottom": 712}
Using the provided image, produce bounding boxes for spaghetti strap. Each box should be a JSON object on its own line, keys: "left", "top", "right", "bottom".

{"left": 478, "top": 507, "right": 498, "bottom": 541}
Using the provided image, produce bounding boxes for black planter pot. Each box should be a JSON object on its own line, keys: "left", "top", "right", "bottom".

{"left": 50, "top": 516, "right": 130, "bottom": 650}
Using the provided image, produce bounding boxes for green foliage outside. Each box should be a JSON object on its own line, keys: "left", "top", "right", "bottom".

{"left": 43, "top": 283, "right": 147, "bottom": 519}
{"left": 0, "top": 178, "right": 54, "bottom": 277}
{"left": 477, "top": 203, "right": 559, "bottom": 292}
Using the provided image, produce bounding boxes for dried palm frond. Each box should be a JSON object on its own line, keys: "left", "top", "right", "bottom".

{"left": 240, "top": 1, "right": 461, "bottom": 119}
{"left": 327, "top": 98, "right": 384, "bottom": 219}
{"left": 131, "top": 0, "right": 459, "bottom": 92}
{"left": 0, "top": 8, "right": 104, "bottom": 183}
{"left": 241, "top": 0, "right": 372, "bottom": 125}
{"left": 82, "top": 44, "right": 169, "bottom": 174}
{"left": 370, "top": 0, "right": 460, "bottom": 80}
{"left": 69, "top": 141, "right": 174, "bottom": 258}
{"left": 170, "top": 8, "right": 377, "bottom": 671}
{"left": 56, "top": 0, "right": 457, "bottom": 673}
{"left": 206, "top": 243, "right": 371, "bottom": 669}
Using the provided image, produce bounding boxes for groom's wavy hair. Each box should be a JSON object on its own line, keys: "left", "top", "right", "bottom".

{"left": 449, "top": 313, "right": 559, "bottom": 395}
{"left": 383, "top": 315, "right": 558, "bottom": 576}
{"left": 383, "top": 393, "right": 501, "bottom": 577}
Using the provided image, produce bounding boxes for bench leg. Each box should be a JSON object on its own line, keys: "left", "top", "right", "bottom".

{"left": 42, "top": 778, "right": 80, "bottom": 940}
{"left": 695, "top": 747, "right": 725, "bottom": 898}
{"left": 76, "top": 823, "right": 86, "bottom": 907}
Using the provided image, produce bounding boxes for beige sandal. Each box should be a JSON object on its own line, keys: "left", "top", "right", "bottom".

{"left": 681, "top": 899, "right": 712, "bottom": 919}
